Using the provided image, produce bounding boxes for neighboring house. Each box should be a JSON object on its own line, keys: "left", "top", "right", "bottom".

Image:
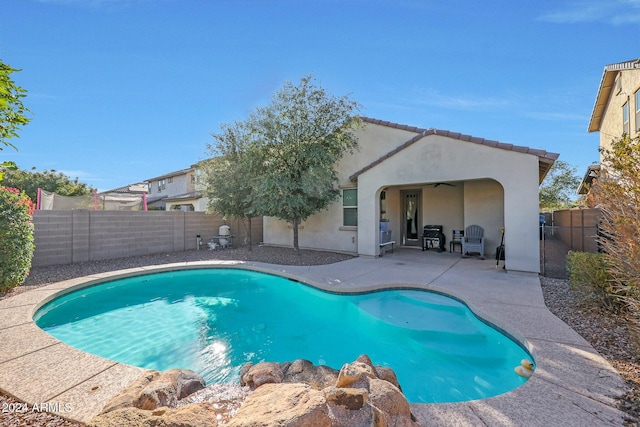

{"left": 580, "top": 57, "right": 640, "bottom": 194}
{"left": 263, "top": 117, "right": 558, "bottom": 273}
{"left": 145, "top": 163, "right": 207, "bottom": 211}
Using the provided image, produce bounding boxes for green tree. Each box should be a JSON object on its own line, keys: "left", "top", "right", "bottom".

{"left": 539, "top": 160, "right": 581, "bottom": 211}
{"left": 2, "top": 166, "right": 94, "bottom": 203}
{"left": 251, "top": 75, "right": 362, "bottom": 253}
{"left": 0, "top": 60, "right": 31, "bottom": 180}
{"left": 0, "top": 186, "right": 34, "bottom": 292}
{"left": 589, "top": 133, "right": 640, "bottom": 311}
{"left": 204, "top": 120, "right": 262, "bottom": 250}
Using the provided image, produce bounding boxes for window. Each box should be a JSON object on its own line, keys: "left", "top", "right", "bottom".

{"left": 623, "top": 102, "right": 630, "bottom": 135}
{"left": 157, "top": 179, "right": 166, "bottom": 192}
{"left": 636, "top": 89, "right": 640, "bottom": 132}
{"left": 343, "top": 188, "right": 357, "bottom": 226}
{"left": 168, "top": 177, "right": 173, "bottom": 184}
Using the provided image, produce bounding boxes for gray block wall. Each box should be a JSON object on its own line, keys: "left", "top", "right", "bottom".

{"left": 32, "top": 211, "right": 264, "bottom": 267}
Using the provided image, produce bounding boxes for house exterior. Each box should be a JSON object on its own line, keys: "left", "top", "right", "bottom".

{"left": 145, "top": 164, "right": 207, "bottom": 211}
{"left": 263, "top": 117, "right": 558, "bottom": 273}
{"left": 580, "top": 58, "right": 640, "bottom": 194}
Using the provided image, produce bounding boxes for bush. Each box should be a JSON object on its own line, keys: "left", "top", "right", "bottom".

{"left": 0, "top": 187, "right": 34, "bottom": 292}
{"left": 566, "top": 251, "right": 625, "bottom": 311}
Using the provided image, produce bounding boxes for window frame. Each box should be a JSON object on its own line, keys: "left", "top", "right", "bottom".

{"left": 342, "top": 188, "right": 358, "bottom": 227}
{"left": 635, "top": 89, "right": 640, "bottom": 132}
{"left": 623, "top": 101, "right": 630, "bottom": 135}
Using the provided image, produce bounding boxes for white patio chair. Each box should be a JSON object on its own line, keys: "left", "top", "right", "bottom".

{"left": 461, "top": 225, "right": 485, "bottom": 258}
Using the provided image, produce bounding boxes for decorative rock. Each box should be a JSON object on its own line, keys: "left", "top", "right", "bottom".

{"left": 89, "top": 403, "right": 219, "bottom": 427}
{"left": 137, "top": 369, "right": 206, "bottom": 410}
{"left": 100, "top": 371, "right": 161, "bottom": 414}
{"left": 369, "top": 378, "right": 412, "bottom": 418}
{"left": 92, "top": 356, "right": 418, "bottom": 427}
{"left": 283, "top": 359, "right": 339, "bottom": 389}
{"left": 240, "top": 362, "right": 284, "bottom": 390}
{"left": 326, "top": 401, "right": 375, "bottom": 427}
{"left": 355, "top": 354, "right": 374, "bottom": 367}
{"left": 335, "top": 362, "right": 376, "bottom": 390}
{"left": 355, "top": 354, "right": 402, "bottom": 391}
{"left": 227, "top": 383, "right": 331, "bottom": 427}
{"left": 323, "top": 386, "right": 368, "bottom": 410}
{"left": 373, "top": 366, "right": 402, "bottom": 391}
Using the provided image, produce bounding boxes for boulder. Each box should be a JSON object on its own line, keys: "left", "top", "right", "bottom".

{"left": 283, "top": 359, "right": 339, "bottom": 389}
{"left": 355, "top": 354, "right": 402, "bottom": 391}
{"left": 335, "top": 361, "right": 376, "bottom": 390}
{"left": 373, "top": 366, "right": 402, "bottom": 391}
{"left": 227, "top": 383, "right": 331, "bottom": 427}
{"left": 240, "top": 362, "right": 284, "bottom": 390}
{"left": 323, "top": 386, "right": 368, "bottom": 410}
{"left": 88, "top": 403, "right": 218, "bottom": 427}
{"left": 137, "top": 369, "right": 206, "bottom": 410}
{"left": 369, "top": 378, "right": 412, "bottom": 418}
{"left": 100, "top": 371, "right": 161, "bottom": 414}
{"left": 92, "top": 355, "right": 419, "bottom": 427}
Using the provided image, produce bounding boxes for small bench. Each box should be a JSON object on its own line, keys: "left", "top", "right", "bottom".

{"left": 379, "top": 240, "right": 395, "bottom": 256}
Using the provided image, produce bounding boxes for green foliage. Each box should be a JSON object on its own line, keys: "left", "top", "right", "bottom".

{"left": 251, "top": 75, "right": 362, "bottom": 252}
{"left": 0, "top": 60, "right": 31, "bottom": 181}
{"left": 589, "top": 134, "right": 640, "bottom": 312}
{"left": 539, "top": 160, "right": 581, "bottom": 211}
{"left": 0, "top": 187, "right": 34, "bottom": 292}
{"left": 2, "top": 167, "right": 94, "bottom": 203}
{"left": 205, "top": 75, "right": 362, "bottom": 252}
{"left": 565, "top": 251, "right": 623, "bottom": 311}
{"left": 204, "top": 120, "right": 261, "bottom": 249}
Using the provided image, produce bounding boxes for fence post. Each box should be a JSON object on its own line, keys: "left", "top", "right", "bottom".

{"left": 581, "top": 209, "right": 585, "bottom": 251}
{"left": 541, "top": 222, "right": 545, "bottom": 276}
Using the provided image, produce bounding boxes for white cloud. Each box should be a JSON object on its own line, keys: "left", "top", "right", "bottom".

{"left": 539, "top": 0, "right": 640, "bottom": 25}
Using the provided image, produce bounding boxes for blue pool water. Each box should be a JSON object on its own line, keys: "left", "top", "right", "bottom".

{"left": 34, "top": 268, "right": 532, "bottom": 403}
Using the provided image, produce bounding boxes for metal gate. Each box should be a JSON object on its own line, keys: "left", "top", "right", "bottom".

{"left": 540, "top": 208, "right": 600, "bottom": 279}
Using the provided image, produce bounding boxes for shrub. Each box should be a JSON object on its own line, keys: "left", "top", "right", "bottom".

{"left": 565, "top": 251, "right": 625, "bottom": 311}
{"left": 0, "top": 186, "right": 35, "bottom": 292}
{"left": 587, "top": 134, "right": 640, "bottom": 313}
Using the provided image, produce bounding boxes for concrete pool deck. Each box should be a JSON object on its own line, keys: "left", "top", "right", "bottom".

{"left": 0, "top": 250, "right": 628, "bottom": 426}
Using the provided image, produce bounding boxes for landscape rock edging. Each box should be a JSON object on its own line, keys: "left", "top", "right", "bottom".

{"left": 88, "top": 355, "right": 418, "bottom": 427}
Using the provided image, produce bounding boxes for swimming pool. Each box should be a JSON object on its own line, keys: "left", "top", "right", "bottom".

{"left": 33, "top": 268, "right": 532, "bottom": 403}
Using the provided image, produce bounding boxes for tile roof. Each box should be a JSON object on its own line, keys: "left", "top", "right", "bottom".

{"left": 350, "top": 117, "right": 559, "bottom": 183}
{"left": 163, "top": 192, "right": 202, "bottom": 202}
{"left": 145, "top": 167, "right": 194, "bottom": 182}
{"left": 99, "top": 182, "right": 148, "bottom": 194}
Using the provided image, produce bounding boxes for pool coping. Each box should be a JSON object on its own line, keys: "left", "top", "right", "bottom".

{"left": 0, "top": 255, "right": 629, "bottom": 426}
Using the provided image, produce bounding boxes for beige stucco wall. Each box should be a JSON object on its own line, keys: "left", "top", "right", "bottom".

{"left": 263, "top": 122, "right": 542, "bottom": 273}
{"left": 599, "top": 69, "right": 640, "bottom": 157}
{"left": 166, "top": 196, "right": 209, "bottom": 212}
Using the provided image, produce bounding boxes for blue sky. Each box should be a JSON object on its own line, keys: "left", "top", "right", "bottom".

{"left": 1, "top": 0, "right": 639, "bottom": 192}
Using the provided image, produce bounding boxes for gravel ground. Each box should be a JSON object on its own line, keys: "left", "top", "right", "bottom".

{"left": 541, "top": 277, "right": 640, "bottom": 426}
{"left": 2, "top": 248, "right": 640, "bottom": 426}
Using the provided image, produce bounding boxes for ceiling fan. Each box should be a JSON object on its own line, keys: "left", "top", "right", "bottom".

{"left": 429, "top": 182, "right": 456, "bottom": 187}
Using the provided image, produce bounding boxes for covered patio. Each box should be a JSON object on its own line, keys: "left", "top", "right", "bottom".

{"left": 374, "top": 178, "right": 504, "bottom": 255}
